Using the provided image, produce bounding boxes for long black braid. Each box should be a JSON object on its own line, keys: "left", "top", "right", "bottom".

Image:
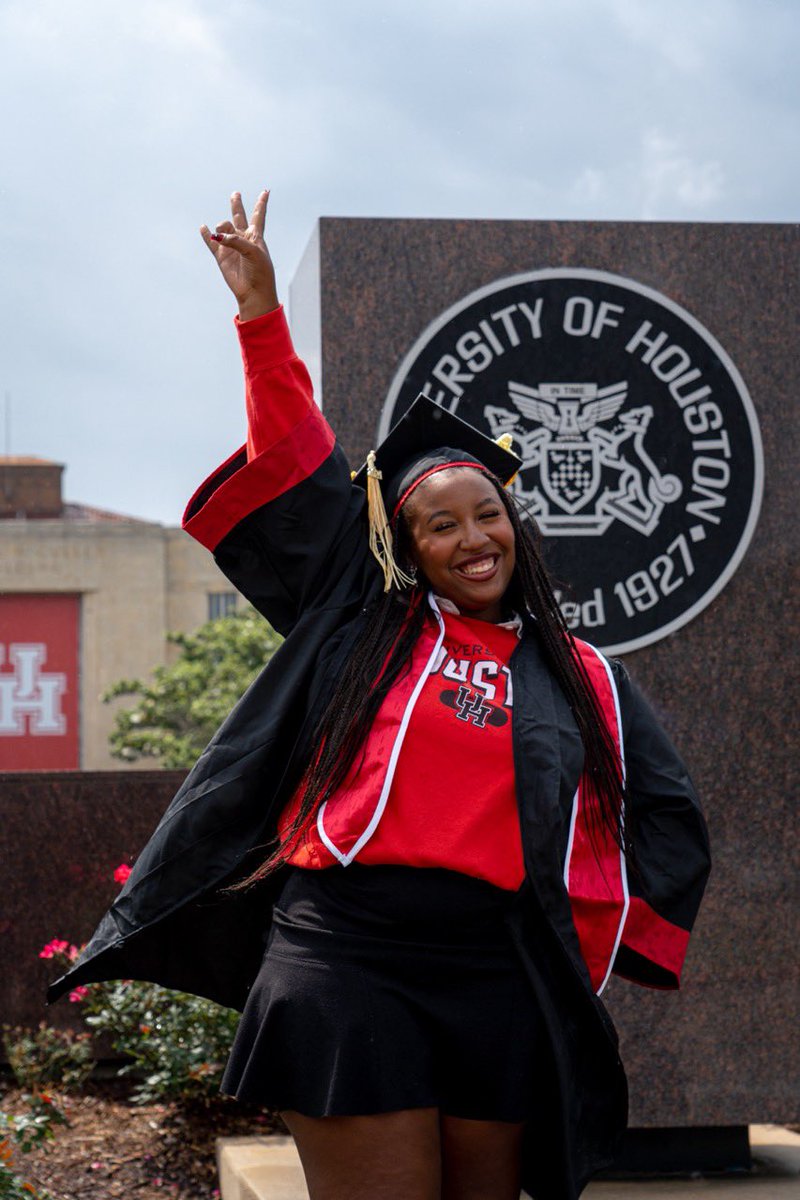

{"left": 498, "top": 485, "right": 634, "bottom": 868}
{"left": 233, "top": 470, "right": 631, "bottom": 889}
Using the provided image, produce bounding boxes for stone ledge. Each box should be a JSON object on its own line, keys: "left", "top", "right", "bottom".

{"left": 216, "top": 1127, "right": 800, "bottom": 1200}
{"left": 217, "top": 1136, "right": 306, "bottom": 1200}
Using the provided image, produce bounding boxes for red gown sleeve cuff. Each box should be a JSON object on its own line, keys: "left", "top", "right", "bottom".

{"left": 617, "top": 895, "right": 691, "bottom": 989}
{"left": 182, "top": 304, "right": 335, "bottom": 552}
{"left": 182, "top": 409, "right": 335, "bottom": 553}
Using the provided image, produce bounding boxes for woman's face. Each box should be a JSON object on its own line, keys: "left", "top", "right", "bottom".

{"left": 402, "top": 467, "right": 516, "bottom": 623}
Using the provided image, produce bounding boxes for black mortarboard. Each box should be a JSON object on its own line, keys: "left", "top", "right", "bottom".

{"left": 353, "top": 394, "right": 521, "bottom": 591}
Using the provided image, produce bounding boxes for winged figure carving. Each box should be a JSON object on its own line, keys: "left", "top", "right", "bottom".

{"left": 506, "top": 381, "right": 562, "bottom": 431}
{"left": 508, "top": 381, "right": 628, "bottom": 437}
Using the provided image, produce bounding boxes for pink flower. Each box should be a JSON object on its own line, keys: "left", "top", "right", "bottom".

{"left": 38, "top": 938, "right": 70, "bottom": 959}
{"left": 113, "top": 863, "right": 132, "bottom": 884}
{"left": 69, "top": 985, "right": 88, "bottom": 1003}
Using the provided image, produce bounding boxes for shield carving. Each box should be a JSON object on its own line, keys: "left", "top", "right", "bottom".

{"left": 542, "top": 443, "right": 600, "bottom": 514}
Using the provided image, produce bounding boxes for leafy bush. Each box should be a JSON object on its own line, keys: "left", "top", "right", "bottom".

{"left": 0, "top": 1096, "right": 66, "bottom": 1155}
{"left": 38, "top": 862, "right": 240, "bottom": 1108}
{"left": 0, "top": 1149, "right": 52, "bottom": 1199}
{"left": 79, "top": 980, "right": 239, "bottom": 1106}
{"left": 0, "top": 1092, "right": 64, "bottom": 1198}
{"left": 2, "top": 1025, "right": 93, "bottom": 1095}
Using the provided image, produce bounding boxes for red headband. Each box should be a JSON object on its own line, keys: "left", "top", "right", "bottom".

{"left": 391, "top": 461, "right": 493, "bottom": 521}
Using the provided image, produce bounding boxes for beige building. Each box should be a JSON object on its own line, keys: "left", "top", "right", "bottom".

{"left": 0, "top": 457, "right": 240, "bottom": 770}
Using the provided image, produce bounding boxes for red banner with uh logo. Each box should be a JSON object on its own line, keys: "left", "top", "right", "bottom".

{"left": 0, "top": 595, "right": 80, "bottom": 769}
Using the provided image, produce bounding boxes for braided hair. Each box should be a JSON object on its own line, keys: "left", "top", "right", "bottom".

{"left": 233, "top": 470, "right": 631, "bottom": 889}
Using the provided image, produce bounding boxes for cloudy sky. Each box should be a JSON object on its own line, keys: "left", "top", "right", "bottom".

{"left": 1, "top": 0, "right": 797, "bottom": 524}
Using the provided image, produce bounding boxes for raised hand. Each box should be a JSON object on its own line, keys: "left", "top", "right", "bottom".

{"left": 200, "top": 190, "right": 279, "bottom": 322}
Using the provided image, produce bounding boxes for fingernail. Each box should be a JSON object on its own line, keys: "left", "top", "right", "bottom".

{"left": 210, "top": 233, "right": 225, "bottom": 242}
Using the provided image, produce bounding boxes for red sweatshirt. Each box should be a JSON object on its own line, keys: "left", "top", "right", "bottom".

{"left": 280, "top": 606, "right": 526, "bottom": 890}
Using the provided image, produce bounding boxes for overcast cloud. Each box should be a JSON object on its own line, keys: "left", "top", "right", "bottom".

{"left": 1, "top": 0, "right": 797, "bottom": 523}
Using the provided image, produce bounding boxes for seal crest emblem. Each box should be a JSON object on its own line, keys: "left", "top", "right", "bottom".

{"left": 380, "top": 269, "right": 763, "bottom": 653}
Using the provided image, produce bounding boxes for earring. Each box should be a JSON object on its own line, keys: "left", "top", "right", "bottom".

{"left": 406, "top": 564, "right": 419, "bottom": 587}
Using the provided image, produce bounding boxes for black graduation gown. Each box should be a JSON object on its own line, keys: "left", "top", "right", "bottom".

{"left": 48, "top": 317, "right": 710, "bottom": 1199}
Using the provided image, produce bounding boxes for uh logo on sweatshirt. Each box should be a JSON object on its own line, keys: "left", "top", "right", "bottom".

{"left": 428, "top": 622, "right": 516, "bottom": 730}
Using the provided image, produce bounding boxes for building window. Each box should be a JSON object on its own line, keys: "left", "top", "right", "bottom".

{"left": 208, "top": 592, "right": 238, "bottom": 620}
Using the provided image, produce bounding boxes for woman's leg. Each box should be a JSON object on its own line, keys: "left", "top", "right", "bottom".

{"left": 439, "top": 1115, "right": 525, "bottom": 1200}
{"left": 281, "top": 1107, "right": 442, "bottom": 1200}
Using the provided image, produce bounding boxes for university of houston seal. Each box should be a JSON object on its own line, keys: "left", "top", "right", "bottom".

{"left": 380, "top": 269, "right": 763, "bottom": 654}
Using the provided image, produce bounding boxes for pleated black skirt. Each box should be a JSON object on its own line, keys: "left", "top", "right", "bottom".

{"left": 221, "top": 865, "right": 545, "bottom": 1121}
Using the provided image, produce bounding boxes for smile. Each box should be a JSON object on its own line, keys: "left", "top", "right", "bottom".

{"left": 453, "top": 554, "right": 500, "bottom": 581}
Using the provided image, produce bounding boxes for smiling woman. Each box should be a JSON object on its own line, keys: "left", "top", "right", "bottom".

{"left": 49, "top": 189, "right": 711, "bottom": 1200}
{"left": 402, "top": 468, "right": 517, "bottom": 622}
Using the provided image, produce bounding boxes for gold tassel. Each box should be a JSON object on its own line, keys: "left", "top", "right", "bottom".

{"left": 366, "top": 451, "right": 416, "bottom": 592}
{"left": 494, "top": 432, "right": 517, "bottom": 487}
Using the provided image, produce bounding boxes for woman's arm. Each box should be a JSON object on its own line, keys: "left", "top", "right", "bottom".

{"left": 184, "top": 192, "right": 377, "bottom": 633}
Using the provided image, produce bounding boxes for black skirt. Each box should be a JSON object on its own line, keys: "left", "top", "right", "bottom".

{"left": 221, "top": 865, "right": 546, "bottom": 1121}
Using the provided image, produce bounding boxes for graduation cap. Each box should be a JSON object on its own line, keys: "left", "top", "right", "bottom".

{"left": 352, "top": 394, "right": 521, "bottom": 592}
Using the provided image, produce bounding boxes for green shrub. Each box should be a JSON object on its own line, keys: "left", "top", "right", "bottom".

{"left": 0, "top": 1096, "right": 66, "bottom": 1156}
{"left": 2, "top": 1025, "right": 93, "bottom": 1095}
{"left": 0, "top": 1157, "right": 52, "bottom": 1200}
{"left": 0, "top": 1092, "right": 64, "bottom": 1198}
{"left": 40, "top": 864, "right": 240, "bottom": 1108}
{"left": 79, "top": 979, "right": 239, "bottom": 1106}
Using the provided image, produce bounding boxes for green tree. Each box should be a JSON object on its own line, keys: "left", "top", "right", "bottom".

{"left": 104, "top": 608, "right": 282, "bottom": 768}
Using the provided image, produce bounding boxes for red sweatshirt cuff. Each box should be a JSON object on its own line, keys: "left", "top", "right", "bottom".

{"left": 235, "top": 304, "right": 296, "bottom": 375}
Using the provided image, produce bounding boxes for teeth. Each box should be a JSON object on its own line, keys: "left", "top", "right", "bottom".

{"left": 459, "top": 557, "right": 496, "bottom": 577}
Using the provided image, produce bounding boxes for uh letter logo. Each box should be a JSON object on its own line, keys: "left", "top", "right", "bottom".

{"left": 453, "top": 685, "right": 492, "bottom": 727}
{"left": 0, "top": 644, "right": 67, "bottom": 736}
